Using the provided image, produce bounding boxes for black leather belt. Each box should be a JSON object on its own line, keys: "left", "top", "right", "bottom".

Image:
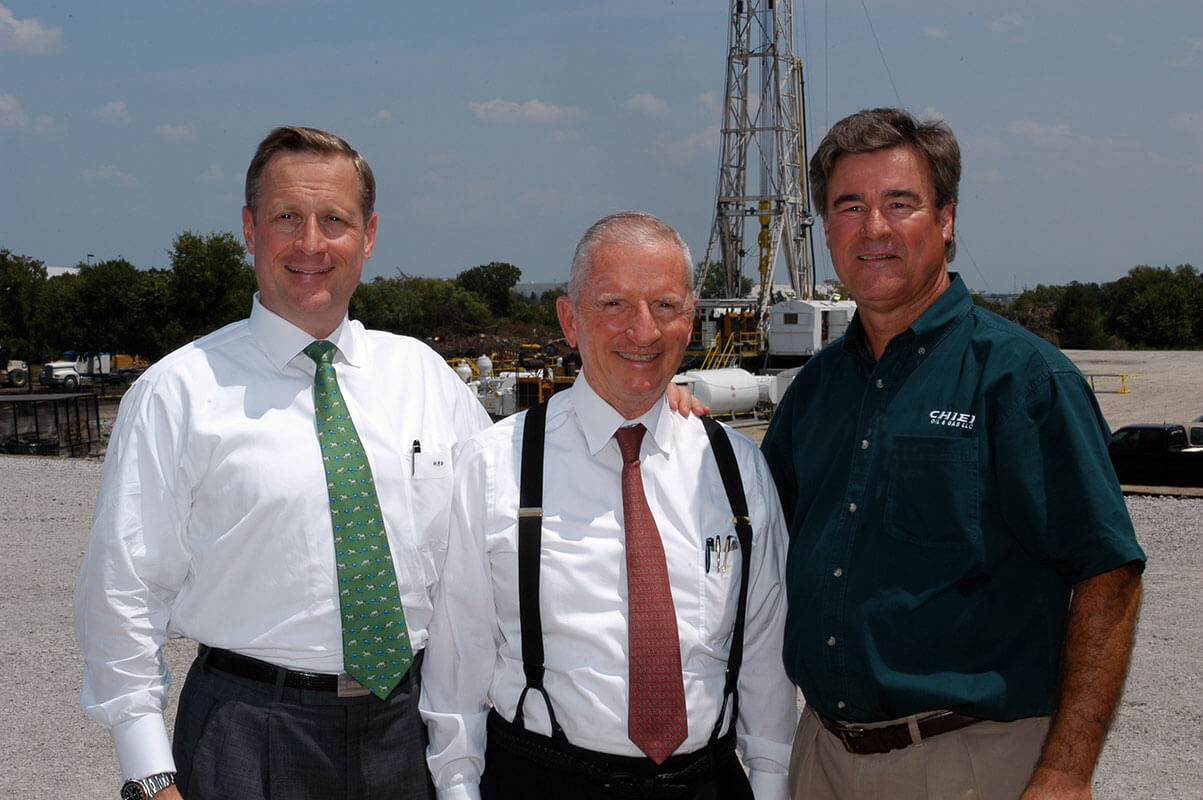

{"left": 199, "top": 645, "right": 417, "bottom": 698}
{"left": 818, "top": 710, "right": 982, "bottom": 755}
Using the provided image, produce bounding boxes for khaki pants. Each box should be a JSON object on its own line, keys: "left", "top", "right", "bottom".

{"left": 789, "top": 705, "right": 1050, "bottom": 800}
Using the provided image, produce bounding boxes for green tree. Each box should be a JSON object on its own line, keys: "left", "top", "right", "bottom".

{"left": 0, "top": 249, "right": 47, "bottom": 358}
{"left": 456, "top": 262, "right": 522, "bottom": 317}
{"left": 1006, "top": 284, "right": 1065, "bottom": 344}
{"left": 351, "top": 273, "right": 491, "bottom": 338}
{"left": 168, "top": 231, "right": 256, "bottom": 343}
{"left": 1052, "top": 281, "right": 1108, "bottom": 349}
{"left": 1102, "top": 265, "right": 1202, "bottom": 348}
{"left": 698, "top": 260, "right": 754, "bottom": 299}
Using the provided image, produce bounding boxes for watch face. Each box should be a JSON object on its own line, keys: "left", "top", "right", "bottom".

{"left": 120, "top": 783, "right": 145, "bottom": 800}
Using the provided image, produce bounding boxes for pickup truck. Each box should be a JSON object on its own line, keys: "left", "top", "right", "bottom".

{"left": 1108, "top": 423, "right": 1203, "bottom": 487}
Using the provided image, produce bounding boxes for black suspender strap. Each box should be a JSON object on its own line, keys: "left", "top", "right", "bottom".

{"left": 513, "top": 405, "right": 753, "bottom": 748}
{"left": 701, "top": 416, "right": 754, "bottom": 742}
{"left": 513, "top": 401, "right": 566, "bottom": 738}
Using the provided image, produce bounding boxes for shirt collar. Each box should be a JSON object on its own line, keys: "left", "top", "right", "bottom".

{"left": 247, "top": 293, "right": 361, "bottom": 371}
{"left": 571, "top": 370, "right": 675, "bottom": 458}
{"left": 843, "top": 272, "right": 972, "bottom": 362}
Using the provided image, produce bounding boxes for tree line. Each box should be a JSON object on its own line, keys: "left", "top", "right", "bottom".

{"left": 2, "top": 231, "right": 1199, "bottom": 365}
{"left": 972, "top": 264, "right": 1203, "bottom": 350}
{"left": 0, "top": 233, "right": 561, "bottom": 364}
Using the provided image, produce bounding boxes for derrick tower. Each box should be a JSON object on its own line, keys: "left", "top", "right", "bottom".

{"left": 698, "top": 0, "right": 813, "bottom": 326}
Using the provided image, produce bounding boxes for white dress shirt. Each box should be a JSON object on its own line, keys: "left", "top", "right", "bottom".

{"left": 75, "top": 295, "right": 491, "bottom": 780}
{"left": 421, "top": 374, "right": 797, "bottom": 800}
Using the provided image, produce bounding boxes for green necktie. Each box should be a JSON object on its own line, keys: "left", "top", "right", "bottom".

{"left": 304, "top": 339, "right": 412, "bottom": 699}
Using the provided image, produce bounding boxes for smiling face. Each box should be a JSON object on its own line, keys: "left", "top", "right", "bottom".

{"left": 557, "top": 237, "right": 695, "bottom": 419}
{"left": 242, "top": 151, "right": 376, "bottom": 338}
{"left": 823, "top": 145, "right": 954, "bottom": 325}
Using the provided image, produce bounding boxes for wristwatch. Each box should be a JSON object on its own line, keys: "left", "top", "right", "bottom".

{"left": 120, "top": 772, "right": 176, "bottom": 799}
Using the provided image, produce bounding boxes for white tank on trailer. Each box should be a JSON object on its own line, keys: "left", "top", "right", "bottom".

{"left": 681, "top": 368, "right": 761, "bottom": 414}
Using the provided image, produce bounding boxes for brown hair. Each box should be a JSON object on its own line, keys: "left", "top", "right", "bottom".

{"left": 810, "top": 107, "right": 960, "bottom": 261}
{"left": 244, "top": 126, "right": 375, "bottom": 218}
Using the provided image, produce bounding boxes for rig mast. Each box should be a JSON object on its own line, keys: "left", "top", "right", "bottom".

{"left": 699, "top": 0, "right": 813, "bottom": 327}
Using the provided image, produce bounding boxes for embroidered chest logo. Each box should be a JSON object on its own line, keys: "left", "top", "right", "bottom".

{"left": 929, "top": 410, "right": 976, "bottom": 430}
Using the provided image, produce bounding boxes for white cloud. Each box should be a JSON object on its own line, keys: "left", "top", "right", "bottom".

{"left": 1008, "top": 119, "right": 1073, "bottom": 147}
{"left": 923, "top": 26, "right": 947, "bottom": 39}
{"left": 624, "top": 93, "right": 668, "bottom": 116}
{"left": 1172, "top": 36, "right": 1203, "bottom": 67}
{"left": 428, "top": 152, "right": 453, "bottom": 166}
{"left": 97, "top": 101, "right": 129, "bottom": 124}
{"left": 469, "top": 98, "right": 583, "bottom": 124}
{"left": 156, "top": 122, "right": 196, "bottom": 141}
{"left": 987, "top": 15, "right": 1023, "bottom": 35}
{"left": 648, "top": 124, "right": 720, "bottom": 163}
{"left": 0, "top": 3, "right": 62, "bottom": 53}
{"left": 366, "top": 109, "right": 392, "bottom": 125}
{"left": 85, "top": 165, "right": 138, "bottom": 188}
{"left": 199, "top": 164, "right": 226, "bottom": 183}
{"left": 545, "top": 128, "right": 580, "bottom": 144}
{"left": 0, "top": 92, "right": 28, "bottom": 128}
{"left": 696, "top": 91, "right": 721, "bottom": 118}
{"left": 0, "top": 92, "right": 51, "bottom": 130}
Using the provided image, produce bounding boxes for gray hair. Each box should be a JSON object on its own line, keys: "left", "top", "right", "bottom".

{"left": 567, "top": 210, "right": 693, "bottom": 302}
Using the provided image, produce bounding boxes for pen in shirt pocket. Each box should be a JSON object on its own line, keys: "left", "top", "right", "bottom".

{"left": 412, "top": 439, "right": 421, "bottom": 471}
{"left": 705, "top": 537, "right": 714, "bottom": 573}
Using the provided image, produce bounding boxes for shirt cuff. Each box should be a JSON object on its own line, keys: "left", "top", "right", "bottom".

{"left": 113, "top": 713, "right": 176, "bottom": 780}
{"left": 748, "top": 767, "right": 790, "bottom": 800}
{"left": 435, "top": 781, "right": 482, "bottom": 800}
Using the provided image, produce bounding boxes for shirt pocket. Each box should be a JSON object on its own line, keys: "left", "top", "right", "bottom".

{"left": 885, "top": 435, "right": 982, "bottom": 550}
{"left": 404, "top": 448, "right": 455, "bottom": 588}
{"left": 698, "top": 531, "right": 743, "bottom": 645}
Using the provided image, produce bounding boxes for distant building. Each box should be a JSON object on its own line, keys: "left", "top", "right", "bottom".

{"left": 45, "top": 265, "right": 81, "bottom": 278}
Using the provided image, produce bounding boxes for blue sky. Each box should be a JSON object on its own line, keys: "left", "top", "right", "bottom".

{"left": 2, "top": 1, "right": 1200, "bottom": 295}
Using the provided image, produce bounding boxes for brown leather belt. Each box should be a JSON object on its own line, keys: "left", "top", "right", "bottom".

{"left": 818, "top": 710, "right": 982, "bottom": 755}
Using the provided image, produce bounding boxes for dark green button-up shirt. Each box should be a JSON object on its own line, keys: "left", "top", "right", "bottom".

{"left": 761, "top": 274, "right": 1145, "bottom": 723}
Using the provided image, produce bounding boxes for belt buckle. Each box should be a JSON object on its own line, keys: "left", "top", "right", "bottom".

{"left": 835, "top": 724, "right": 868, "bottom": 753}
{"left": 336, "top": 673, "right": 372, "bottom": 698}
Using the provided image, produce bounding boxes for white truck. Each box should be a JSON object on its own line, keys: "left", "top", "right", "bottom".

{"left": 0, "top": 345, "right": 29, "bottom": 387}
{"left": 40, "top": 352, "right": 145, "bottom": 390}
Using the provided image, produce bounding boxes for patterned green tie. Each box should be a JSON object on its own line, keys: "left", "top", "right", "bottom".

{"left": 304, "top": 340, "right": 412, "bottom": 699}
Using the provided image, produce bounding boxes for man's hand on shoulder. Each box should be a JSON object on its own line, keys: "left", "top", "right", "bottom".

{"left": 666, "top": 382, "right": 710, "bottom": 418}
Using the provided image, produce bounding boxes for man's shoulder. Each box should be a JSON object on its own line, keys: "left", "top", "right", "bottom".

{"left": 138, "top": 317, "right": 252, "bottom": 385}
{"left": 965, "top": 304, "right": 1080, "bottom": 377}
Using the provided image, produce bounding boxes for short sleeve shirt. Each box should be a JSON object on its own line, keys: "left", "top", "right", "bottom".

{"left": 760, "top": 274, "right": 1145, "bottom": 723}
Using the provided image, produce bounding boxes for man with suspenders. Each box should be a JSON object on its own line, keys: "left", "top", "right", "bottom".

{"left": 421, "top": 211, "right": 797, "bottom": 798}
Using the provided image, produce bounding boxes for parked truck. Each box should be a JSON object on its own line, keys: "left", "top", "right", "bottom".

{"left": 40, "top": 351, "right": 147, "bottom": 391}
{"left": 1108, "top": 423, "right": 1203, "bottom": 487}
{"left": 0, "top": 345, "right": 30, "bottom": 387}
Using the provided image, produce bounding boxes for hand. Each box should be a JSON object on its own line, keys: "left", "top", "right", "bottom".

{"left": 666, "top": 382, "right": 710, "bottom": 418}
{"left": 1020, "top": 767, "right": 1092, "bottom": 800}
{"left": 152, "top": 786, "right": 184, "bottom": 800}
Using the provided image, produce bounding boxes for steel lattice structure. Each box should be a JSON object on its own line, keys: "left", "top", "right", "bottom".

{"left": 698, "top": 0, "right": 814, "bottom": 325}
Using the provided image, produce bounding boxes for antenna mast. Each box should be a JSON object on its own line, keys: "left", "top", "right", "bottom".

{"left": 698, "top": 0, "right": 813, "bottom": 325}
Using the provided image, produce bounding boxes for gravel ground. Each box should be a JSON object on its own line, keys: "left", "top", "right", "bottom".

{"left": 2, "top": 349, "right": 1201, "bottom": 797}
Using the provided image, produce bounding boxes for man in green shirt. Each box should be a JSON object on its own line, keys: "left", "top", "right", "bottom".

{"left": 761, "top": 107, "right": 1145, "bottom": 800}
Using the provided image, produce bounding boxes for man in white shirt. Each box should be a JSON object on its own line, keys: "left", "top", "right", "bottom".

{"left": 421, "top": 210, "right": 797, "bottom": 799}
{"left": 75, "top": 126, "right": 492, "bottom": 800}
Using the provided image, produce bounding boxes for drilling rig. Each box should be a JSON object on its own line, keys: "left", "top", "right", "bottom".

{"left": 690, "top": 0, "right": 854, "bottom": 372}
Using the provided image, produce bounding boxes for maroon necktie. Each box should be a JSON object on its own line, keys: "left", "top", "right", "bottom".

{"left": 614, "top": 424, "right": 688, "bottom": 764}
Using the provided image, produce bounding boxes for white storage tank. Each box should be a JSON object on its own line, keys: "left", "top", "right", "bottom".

{"left": 681, "top": 368, "right": 760, "bottom": 414}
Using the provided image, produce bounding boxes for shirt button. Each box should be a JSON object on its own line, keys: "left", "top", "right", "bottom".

{"left": 826, "top": 636, "right": 837, "bottom": 646}
{"left": 918, "top": 346, "right": 927, "bottom": 356}
{"left": 837, "top": 700, "right": 847, "bottom": 710}
{"left": 833, "top": 567, "right": 844, "bottom": 578}
{"left": 860, "top": 439, "right": 869, "bottom": 450}
{"left": 848, "top": 502, "right": 858, "bottom": 513}
{"left": 875, "top": 378, "right": 885, "bottom": 389}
